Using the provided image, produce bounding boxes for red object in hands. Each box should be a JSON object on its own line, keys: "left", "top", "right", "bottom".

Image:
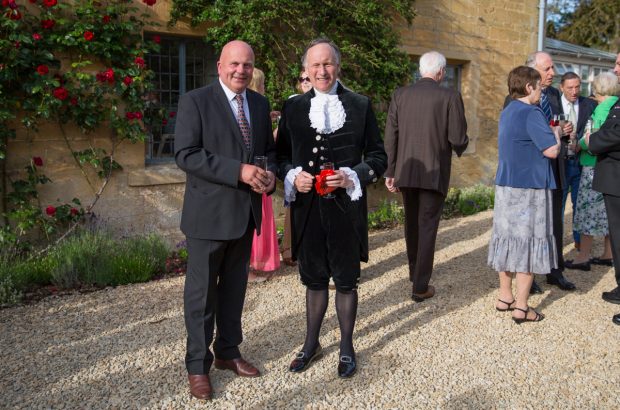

{"left": 314, "top": 169, "right": 336, "bottom": 196}
{"left": 549, "top": 119, "right": 559, "bottom": 126}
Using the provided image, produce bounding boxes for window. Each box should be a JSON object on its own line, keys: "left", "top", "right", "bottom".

{"left": 412, "top": 64, "right": 462, "bottom": 91}
{"left": 145, "top": 35, "right": 218, "bottom": 163}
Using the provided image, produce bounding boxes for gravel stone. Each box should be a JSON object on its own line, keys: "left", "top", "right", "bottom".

{"left": 1, "top": 210, "right": 619, "bottom": 408}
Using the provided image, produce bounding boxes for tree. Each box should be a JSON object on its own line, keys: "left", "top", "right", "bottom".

{"left": 169, "top": 0, "right": 416, "bottom": 119}
{"left": 551, "top": 0, "right": 620, "bottom": 52}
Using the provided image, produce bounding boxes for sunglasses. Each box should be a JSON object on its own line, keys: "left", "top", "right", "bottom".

{"left": 298, "top": 77, "right": 310, "bottom": 83}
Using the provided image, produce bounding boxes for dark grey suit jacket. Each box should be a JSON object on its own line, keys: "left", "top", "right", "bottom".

{"left": 384, "top": 78, "right": 469, "bottom": 196}
{"left": 590, "top": 99, "right": 620, "bottom": 197}
{"left": 276, "top": 84, "right": 387, "bottom": 261}
{"left": 175, "top": 80, "right": 276, "bottom": 240}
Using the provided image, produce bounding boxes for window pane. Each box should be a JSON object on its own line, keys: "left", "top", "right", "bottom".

{"left": 145, "top": 35, "right": 217, "bottom": 162}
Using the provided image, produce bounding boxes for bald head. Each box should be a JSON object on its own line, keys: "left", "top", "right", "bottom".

{"left": 526, "top": 51, "right": 555, "bottom": 88}
{"left": 217, "top": 40, "right": 255, "bottom": 93}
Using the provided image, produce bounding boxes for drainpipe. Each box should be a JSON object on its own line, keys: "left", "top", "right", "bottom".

{"left": 537, "top": 0, "right": 546, "bottom": 51}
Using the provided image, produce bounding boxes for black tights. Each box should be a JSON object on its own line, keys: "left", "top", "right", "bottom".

{"left": 302, "top": 288, "right": 358, "bottom": 358}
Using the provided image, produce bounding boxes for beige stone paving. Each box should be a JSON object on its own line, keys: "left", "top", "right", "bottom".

{"left": 1, "top": 210, "right": 619, "bottom": 409}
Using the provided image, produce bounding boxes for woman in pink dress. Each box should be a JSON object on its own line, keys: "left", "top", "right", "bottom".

{"left": 248, "top": 69, "right": 281, "bottom": 282}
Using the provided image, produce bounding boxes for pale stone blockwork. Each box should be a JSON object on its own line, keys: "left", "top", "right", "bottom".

{"left": 2, "top": 0, "right": 539, "bottom": 241}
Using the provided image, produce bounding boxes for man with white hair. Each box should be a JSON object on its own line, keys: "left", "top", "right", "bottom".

{"left": 384, "top": 50, "right": 469, "bottom": 302}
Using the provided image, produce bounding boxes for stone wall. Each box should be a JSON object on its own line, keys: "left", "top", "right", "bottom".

{"left": 396, "top": 0, "right": 539, "bottom": 187}
{"left": 3, "top": 0, "right": 540, "bottom": 242}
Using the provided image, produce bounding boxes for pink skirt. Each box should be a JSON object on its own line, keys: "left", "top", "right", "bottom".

{"left": 250, "top": 194, "right": 281, "bottom": 272}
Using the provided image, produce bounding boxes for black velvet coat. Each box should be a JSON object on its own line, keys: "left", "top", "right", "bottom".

{"left": 276, "top": 84, "right": 387, "bottom": 262}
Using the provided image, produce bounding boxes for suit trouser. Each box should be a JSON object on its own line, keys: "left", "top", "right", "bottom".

{"left": 549, "top": 188, "right": 565, "bottom": 277}
{"left": 401, "top": 188, "right": 445, "bottom": 294}
{"left": 184, "top": 222, "right": 254, "bottom": 375}
{"left": 603, "top": 194, "right": 620, "bottom": 287}
{"left": 561, "top": 158, "right": 581, "bottom": 245}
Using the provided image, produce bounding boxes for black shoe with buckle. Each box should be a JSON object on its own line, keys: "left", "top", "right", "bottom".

{"left": 289, "top": 345, "right": 323, "bottom": 373}
{"left": 337, "top": 355, "right": 357, "bottom": 378}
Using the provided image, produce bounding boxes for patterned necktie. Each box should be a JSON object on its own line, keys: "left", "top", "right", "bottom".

{"left": 235, "top": 94, "right": 251, "bottom": 149}
{"left": 540, "top": 89, "right": 552, "bottom": 122}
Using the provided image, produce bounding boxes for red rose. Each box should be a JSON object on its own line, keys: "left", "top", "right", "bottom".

{"left": 43, "top": 0, "right": 57, "bottom": 6}
{"left": 14, "top": 41, "right": 20, "bottom": 48}
{"left": 70, "top": 208, "right": 79, "bottom": 216}
{"left": 134, "top": 112, "right": 143, "bottom": 120}
{"left": 41, "top": 19, "right": 55, "bottom": 29}
{"left": 2, "top": 1, "right": 8, "bottom": 7}
{"left": 70, "top": 97, "right": 78, "bottom": 106}
{"left": 102, "top": 15, "right": 111, "bottom": 23}
{"left": 123, "top": 76, "right": 133, "bottom": 86}
{"left": 53, "top": 87, "right": 68, "bottom": 101}
{"left": 8, "top": 0, "right": 16, "bottom": 8}
{"left": 33, "top": 33, "right": 42, "bottom": 41}
{"left": 45, "top": 205, "right": 56, "bottom": 216}
{"left": 126, "top": 112, "right": 136, "bottom": 120}
{"left": 142, "top": 0, "right": 156, "bottom": 5}
{"left": 162, "top": 119, "right": 168, "bottom": 126}
{"left": 134, "top": 57, "right": 145, "bottom": 69}
{"left": 32, "top": 157, "right": 43, "bottom": 167}
{"left": 7, "top": 8, "right": 21, "bottom": 20}
{"left": 29, "top": 0, "right": 37, "bottom": 3}
{"left": 83, "top": 31, "right": 94, "bottom": 41}
{"left": 153, "top": 35, "right": 161, "bottom": 44}
{"left": 36, "top": 65, "right": 49, "bottom": 75}
{"left": 169, "top": 111, "right": 176, "bottom": 118}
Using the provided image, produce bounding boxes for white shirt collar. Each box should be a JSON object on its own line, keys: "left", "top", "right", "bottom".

{"left": 313, "top": 81, "right": 339, "bottom": 96}
{"left": 219, "top": 78, "right": 247, "bottom": 102}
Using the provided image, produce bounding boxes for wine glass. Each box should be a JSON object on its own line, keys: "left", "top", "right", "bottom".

{"left": 253, "top": 156, "right": 267, "bottom": 171}
{"left": 321, "top": 162, "right": 335, "bottom": 199}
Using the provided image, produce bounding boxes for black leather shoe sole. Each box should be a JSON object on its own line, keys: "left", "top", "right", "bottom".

{"left": 602, "top": 292, "right": 620, "bottom": 305}
{"left": 590, "top": 257, "right": 614, "bottom": 266}
{"left": 289, "top": 346, "right": 323, "bottom": 373}
{"left": 564, "top": 260, "right": 591, "bottom": 271}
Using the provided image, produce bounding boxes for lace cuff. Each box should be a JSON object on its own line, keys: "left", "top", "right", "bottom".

{"left": 284, "top": 166, "right": 303, "bottom": 205}
{"left": 339, "top": 167, "right": 362, "bottom": 201}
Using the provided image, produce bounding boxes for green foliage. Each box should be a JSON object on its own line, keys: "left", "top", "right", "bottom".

{"left": 368, "top": 199, "right": 405, "bottom": 230}
{"left": 550, "top": 0, "right": 620, "bottom": 52}
{"left": 456, "top": 184, "right": 495, "bottom": 216}
{"left": 0, "top": 229, "right": 170, "bottom": 306}
{"left": 169, "top": 0, "right": 416, "bottom": 120}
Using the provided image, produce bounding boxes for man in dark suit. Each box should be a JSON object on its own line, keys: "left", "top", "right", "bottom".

{"left": 503, "top": 51, "right": 577, "bottom": 292}
{"left": 276, "top": 38, "right": 387, "bottom": 378}
{"left": 384, "top": 50, "right": 469, "bottom": 302}
{"left": 591, "top": 52, "right": 620, "bottom": 324}
{"left": 174, "top": 40, "right": 276, "bottom": 400}
{"left": 559, "top": 72, "right": 597, "bottom": 259}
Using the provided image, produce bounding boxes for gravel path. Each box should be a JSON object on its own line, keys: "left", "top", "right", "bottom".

{"left": 2, "top": 210, "right": 619, "bottom": 409}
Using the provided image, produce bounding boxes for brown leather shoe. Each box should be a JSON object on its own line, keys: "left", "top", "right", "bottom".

{"left": 188, "top": 374, "right": 212, "bottom": 400}
{"left": 214, "top": 357, "right": 261, "bottom": 377}
{"left": 412, "top": 285, "right": 435, "bottom": 302}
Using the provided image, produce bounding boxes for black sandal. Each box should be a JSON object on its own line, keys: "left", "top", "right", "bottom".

{"left": 496, "top": 298, "right": 515, "bottom": 312}
{"left": 512, "top": 307, "right": 544, "bottom": 324}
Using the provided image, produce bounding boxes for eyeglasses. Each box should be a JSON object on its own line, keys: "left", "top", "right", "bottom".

{"left": 298, "top": 77, "right": 310, "bottom": 83}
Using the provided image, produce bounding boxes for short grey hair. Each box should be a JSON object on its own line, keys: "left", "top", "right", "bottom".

{"left": 419, "top": 51, "right": 446, "bottom": 77}
{"left": 301, "top": 38, "right": 341, "bottom": 68}
{"left": 592, "top": 71, "right": 619, "bottom": 97}
{"left": 525, "top": 51, "right": 551, "bottom": 69}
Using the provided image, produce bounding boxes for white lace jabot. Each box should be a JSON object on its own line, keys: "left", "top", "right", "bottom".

{"left": 309, "top": 84, "right": 346, "bottom": 134}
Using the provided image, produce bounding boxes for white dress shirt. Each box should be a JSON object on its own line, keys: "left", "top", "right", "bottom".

{"left": 561, "top": 94, "right": 579, "bottom": 126}
{"left": 219, "top": 78, "right": 251, "bottom": 127}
